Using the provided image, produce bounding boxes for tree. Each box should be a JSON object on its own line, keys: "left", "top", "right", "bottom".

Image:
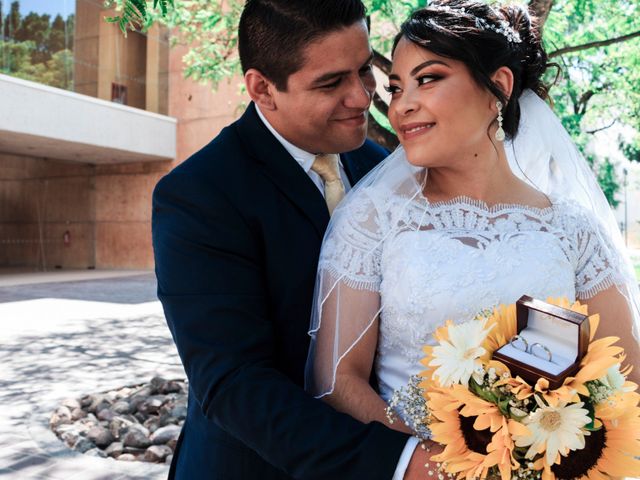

{"left": 49, "top": 14, "right": 68, "bottom": 53}
{"left": 110, "top": 0, "right": 640, "bottom": 205}
{"left": 3, "top": 1, "right": 20, "bottom": 38}
{"left": 597, "top": 158, "right": 621, "bottom": 208}
{"left": 1, "top": 1, "right": 74, "bottom": 89}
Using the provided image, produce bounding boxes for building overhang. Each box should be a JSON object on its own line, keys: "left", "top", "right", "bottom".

{"left": 0, "top": 74, "right": 176, "bottom": 164}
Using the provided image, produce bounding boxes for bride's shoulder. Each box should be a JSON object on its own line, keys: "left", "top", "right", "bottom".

{"left": 550, "top": 197, "right": 608, "bottom": 235}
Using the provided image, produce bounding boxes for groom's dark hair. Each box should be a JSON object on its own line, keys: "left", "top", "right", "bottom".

{"left": 239, "top": 0, "right": 367, "bottom": 91}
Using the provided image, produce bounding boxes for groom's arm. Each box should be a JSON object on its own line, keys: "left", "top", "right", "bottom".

{"left": 152, "top": 169, "right": 409, "bottom": 479}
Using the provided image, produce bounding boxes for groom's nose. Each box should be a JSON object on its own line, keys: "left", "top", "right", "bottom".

{"left": 343, "top": 74, "right": 375, "bottom": 110}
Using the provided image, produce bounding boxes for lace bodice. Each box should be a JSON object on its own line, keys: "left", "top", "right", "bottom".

{"left": 318, "top": 190, "right": 623, "bottom": 404}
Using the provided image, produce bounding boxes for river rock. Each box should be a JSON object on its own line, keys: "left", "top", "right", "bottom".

{"left": 150, "top": 425, "right": 181, "bottom": 445}
{"left": 144, "top": 445, "right": 173, "bottom": 462}
{"left": 86, "top": 426, "right": 114, "bottom": 449}
{"left": 105, "top": 441, "right": 124, "bottom": 458}
{"left": 123, "top": 428, "right": 150, "bottom": 449}
{"left": 73, "top": 437, "right": 95, "bottom": 453}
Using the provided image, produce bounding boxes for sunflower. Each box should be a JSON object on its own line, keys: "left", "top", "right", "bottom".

{"left": 576, "top": 399, "right": 640, "bottom": 480}
{"left": 428, "top": 388, "right": 490, "bottom": 480}
{"left": 427, "top": 385, "right": 524, "bottom": 480}
{"left": 481, "top": 303, "right": 518, "bottom": 359}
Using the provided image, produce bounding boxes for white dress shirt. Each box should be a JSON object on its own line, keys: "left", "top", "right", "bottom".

{"left": 255, "top": 105, "right": 418, "bottom": 479}
{"left": 255, "top": 106, "right": 352, "bottom": 195}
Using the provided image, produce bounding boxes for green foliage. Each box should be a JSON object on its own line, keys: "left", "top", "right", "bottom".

{"left": 544, "top": 1, "right": 640, "bottom": 139}
{"left": 541, "top": 0, "right": 640, "bottom": 206}
{"left": 1, "top": 1, "right": 74, "bottom": 90}
{"left": 596, "top": 158, "right": 621, "bottom": 208}
{"left": 106, "top": 0, "right": 174, "bottom": 35}
{"left": 113, "top": 0, "right": 640, "bottom": 203}
{"left": 620, "top": 134, "right": 640, "bottom": 163}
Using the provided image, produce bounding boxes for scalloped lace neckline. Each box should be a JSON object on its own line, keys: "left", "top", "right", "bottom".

{"left": 419, "top": 194, "right": 558, "bottom": 217}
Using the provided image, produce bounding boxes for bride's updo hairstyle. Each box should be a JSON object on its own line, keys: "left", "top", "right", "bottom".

{"left": 393, "top": 0, "right": 551, "bottom": 139}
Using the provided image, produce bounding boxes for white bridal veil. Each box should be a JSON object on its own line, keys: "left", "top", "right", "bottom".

{"left": 305, "top": 89, "right": 640, "bottom": 398}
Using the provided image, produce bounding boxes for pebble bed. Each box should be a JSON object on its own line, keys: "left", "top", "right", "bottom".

{"left": 50, "top": 377, "right": 187, "bottom": 464}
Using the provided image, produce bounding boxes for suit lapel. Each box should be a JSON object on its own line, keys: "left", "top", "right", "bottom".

{"left": 341, "top": 154, "right": 361, "bottom": 186}
{"left": 236, "top": 103, "right": 330, "bottom": 238}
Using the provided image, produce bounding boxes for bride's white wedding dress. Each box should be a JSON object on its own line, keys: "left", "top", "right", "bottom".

{"left": 305, "top": 92, "right": 639, "bottom": 408}
{"left": 317, "top": 189, "right": 623, "bottom": 408}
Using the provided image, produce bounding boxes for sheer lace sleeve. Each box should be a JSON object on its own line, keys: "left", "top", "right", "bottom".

{"left": 318, "top": 188, "right": 388, "bottom": 291}
{"left": 305, "top": 147, "right": 427, "bottom": 398}
{"left": 571, "top": 207, "right": 626, "bottom": 299}
{"left": 306, "top": 187, "right": 389, "bottom": 397}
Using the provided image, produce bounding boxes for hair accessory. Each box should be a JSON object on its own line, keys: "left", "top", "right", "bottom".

{"left": 427, "top": 4, "right": 523, "bottom": 44}
{"left": 495, "top": 100, "right": 505, "bottom": 141}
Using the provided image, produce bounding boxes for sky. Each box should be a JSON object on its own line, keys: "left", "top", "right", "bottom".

{"left": 8, "top": 0, "right": 75, "bottom": 17}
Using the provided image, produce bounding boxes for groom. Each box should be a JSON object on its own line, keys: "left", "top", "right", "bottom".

{"left": 153, "top": 0, "right": 432, "bottom": 478}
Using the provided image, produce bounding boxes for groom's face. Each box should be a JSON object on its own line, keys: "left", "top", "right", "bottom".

{"left": 267, "top": 20, "right": 375, "bottom": 154}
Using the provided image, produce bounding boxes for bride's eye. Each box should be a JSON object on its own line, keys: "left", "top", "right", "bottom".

{"left": 384, "top": 84, "right": 401, "bottom": 95}
{"left": 417, "top": 74, "right": 441, "bottom": 86}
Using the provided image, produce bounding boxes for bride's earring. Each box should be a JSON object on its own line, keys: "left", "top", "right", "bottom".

{"left": 495, "top": 101, "right": 505, "bottom": 142}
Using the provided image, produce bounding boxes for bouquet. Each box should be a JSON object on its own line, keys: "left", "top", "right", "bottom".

{"left": 387, "top": 298, "right": 640, "bottom": 480}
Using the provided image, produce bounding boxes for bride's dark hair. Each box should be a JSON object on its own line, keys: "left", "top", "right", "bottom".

{"left": 392, "top": 0, "right": 552, "bottom": 139}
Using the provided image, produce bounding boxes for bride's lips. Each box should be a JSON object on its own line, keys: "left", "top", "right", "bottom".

{"left": 399, "top": 122, "right": 435, "bottom": 140}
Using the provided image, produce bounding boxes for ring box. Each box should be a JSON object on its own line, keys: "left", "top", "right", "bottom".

{"left": 492, "top": 295, "right": 590, "bottom": 389}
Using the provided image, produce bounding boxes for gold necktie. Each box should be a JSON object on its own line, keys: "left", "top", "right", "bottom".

{"left": 311, "top": 154, "right": 345, "bottom": 215}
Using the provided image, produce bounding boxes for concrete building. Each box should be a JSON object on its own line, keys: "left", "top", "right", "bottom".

{"left": 0, "top": 0, "right": 246, "bottom": 271}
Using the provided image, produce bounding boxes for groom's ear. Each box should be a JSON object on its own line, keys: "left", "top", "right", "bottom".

{"left": 245, "top": 69, "right": 278, "bottom": 111}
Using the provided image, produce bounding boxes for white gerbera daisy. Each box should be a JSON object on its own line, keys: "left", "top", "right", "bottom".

{"left": 513, "top": 397, "right": 591, "bottom": 466}
{"left": 428, "top": 318, "right": 493, "bottom": 387}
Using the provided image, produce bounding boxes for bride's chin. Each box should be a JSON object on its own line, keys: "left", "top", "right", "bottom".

{"left": 403, "top": 147, "right": 434, "bottom": 168}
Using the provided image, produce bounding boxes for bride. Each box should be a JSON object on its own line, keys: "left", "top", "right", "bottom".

{"left": 305, "top": 0, "right": 640, "bottom": 476}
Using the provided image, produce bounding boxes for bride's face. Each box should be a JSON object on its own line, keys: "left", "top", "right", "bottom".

{"left": 387, "top": 37, "right": 497, "bottom": 168}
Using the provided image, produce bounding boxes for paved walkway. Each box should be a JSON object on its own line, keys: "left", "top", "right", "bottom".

{"left": 0, "top": 271, "right": 184, "bottom": 479}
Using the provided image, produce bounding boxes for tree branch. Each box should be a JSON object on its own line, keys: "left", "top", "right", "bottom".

{"left": 373, "top": 49, "right": 391, "bottom": 75}
{"left": 528, "top": 0, "right": 553, "bottom": 28}
{"left": 372, "top": 91, "right": 389, "bottom": 118}
{"left": 587, "top": 119, "right": 617, "bottom": 135}
{"left": 549, "top": 30, "right": 640, "bottom": 58}
{"left": 578, "top": 90, "right": 595, "bottom": 116}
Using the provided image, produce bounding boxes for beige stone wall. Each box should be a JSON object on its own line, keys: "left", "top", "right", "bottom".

{"left": 168, "top": 44, "right": 248, "bottom": 163}
{"left": 93, "top": 162, "right": 168, "bottom": 269}
{"left": 0, "top": 19, "right": 249, "bottom": 271}
{"left": 0, "top": 153, "right": 96, "bottom": 269}
{"left": 0, "top": 152, "right": 170, "bottom": 270}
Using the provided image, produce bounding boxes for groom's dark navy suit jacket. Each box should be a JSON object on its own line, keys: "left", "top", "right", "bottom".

{"left": 152, "top": 103, "right": 408, "bottom": 479}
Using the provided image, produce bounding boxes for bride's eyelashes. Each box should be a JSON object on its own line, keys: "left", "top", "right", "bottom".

{"left": 383, "top": 84, "right": 401, "bottom": 95}
{"left": 416, "top": 73, "right": 442, "bottom": 85}
{"left": 383, "top": 74, "right": 443, "bottom": 96}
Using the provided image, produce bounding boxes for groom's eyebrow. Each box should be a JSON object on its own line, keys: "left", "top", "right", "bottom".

{"left": 311, "top": 53, "right": 374, "bottom": 85}
{"left": 388, "top": 60, "right": 450, "bottom": 81}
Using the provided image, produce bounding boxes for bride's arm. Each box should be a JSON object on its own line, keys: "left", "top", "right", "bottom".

{"left": 324, "top": 317, "right": 412, "bottom": 434}
{"left": 312, "top": 283, "right": 412, "bottom": 433}
{"left": 584, "top": 286, "right": 640, "bottom": 385}
{"left": 316, "top": 285, "right": 445, "bottom": 479}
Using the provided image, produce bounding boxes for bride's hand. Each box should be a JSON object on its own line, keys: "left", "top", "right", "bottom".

{"left": 404, "top": 439, "right": 445, "bottom": 480}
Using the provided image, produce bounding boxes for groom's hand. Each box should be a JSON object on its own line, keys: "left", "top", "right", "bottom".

{"left": 403, "top": 439, "right": 445, "bottom": 480}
